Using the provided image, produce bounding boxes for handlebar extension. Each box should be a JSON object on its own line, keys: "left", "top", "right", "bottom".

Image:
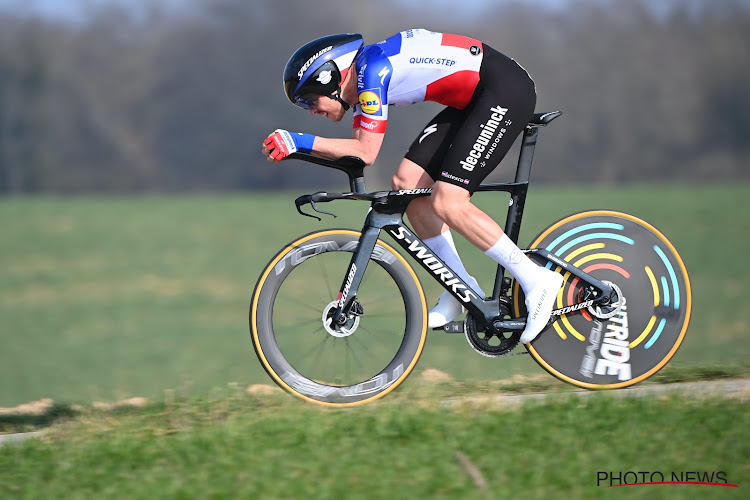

{"left": 285, "top": 153, "right": 367, "bottom": 194}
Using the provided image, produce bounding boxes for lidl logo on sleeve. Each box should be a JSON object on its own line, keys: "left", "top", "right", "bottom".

{"left": 359, "top": 90, "right": 382, "bottom": 115}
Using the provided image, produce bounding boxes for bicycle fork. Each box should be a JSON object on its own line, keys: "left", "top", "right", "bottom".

{"left": 329, "top": 226, "right": 381, "bottom": 328}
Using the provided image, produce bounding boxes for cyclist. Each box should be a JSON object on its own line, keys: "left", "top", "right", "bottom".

{"left": 262, "top": 29, "right": 563, "bottom": 343}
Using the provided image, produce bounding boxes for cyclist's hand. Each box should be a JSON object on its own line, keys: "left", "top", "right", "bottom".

{"left": 263, "top": 129, "right": 315, "bottom": 162}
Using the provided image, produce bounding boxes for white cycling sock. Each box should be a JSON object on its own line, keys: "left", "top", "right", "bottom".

{"left": 424, "top": 231, "right": 483, "bottom": 328}
{"left": 484, "top": 233, "right": 541, "bottom": 292}
{"left": 423, "top": 231, "right": 476, "bottom": 289}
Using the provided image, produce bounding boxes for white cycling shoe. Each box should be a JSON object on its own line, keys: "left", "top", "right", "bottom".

{"left": 427, "top": 279, "right": 483, "bottom": 329}
{"left": 520, "top": 269, "right": 565, "bottom": 344}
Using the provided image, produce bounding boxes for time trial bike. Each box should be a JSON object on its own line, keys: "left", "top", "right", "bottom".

{"left": 250, "top": 110, "right": 692, "bottom": 407}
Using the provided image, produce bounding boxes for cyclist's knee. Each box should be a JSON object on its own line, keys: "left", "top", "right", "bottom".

{"left": 430, "top": 194, "right": 461, "bottom": 224}
{"left": 392, "top": 158, "right": 431, "bottom": 190}
{"left": 391, "top": 172, "right": 409, "bottom": 190}
{"left": 430, "top": 184, "right": 471, "bottom": 224}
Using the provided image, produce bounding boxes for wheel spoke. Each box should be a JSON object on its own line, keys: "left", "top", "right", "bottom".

{"left": 252, "top": 232, "right": 427, "bottom": 405}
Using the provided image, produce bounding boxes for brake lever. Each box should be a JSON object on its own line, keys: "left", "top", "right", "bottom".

{"left": 295, "top": 192, "right": 338, "bottom": 221}
{"left": 295, "top": 194, "right": 320, "bottom": 220}
{"left": 310, "top": 199, "right": 337, "bottom": 219}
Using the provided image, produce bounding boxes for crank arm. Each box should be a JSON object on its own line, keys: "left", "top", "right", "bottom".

{"left": 525, "top": 248, "right": 615, "bottom": 298}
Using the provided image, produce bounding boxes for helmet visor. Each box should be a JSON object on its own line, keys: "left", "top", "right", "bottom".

{"left": 294, "top": 96, "right": 316, "bottom": 110}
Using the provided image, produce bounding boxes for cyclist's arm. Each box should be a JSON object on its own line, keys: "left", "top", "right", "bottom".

{"left": 308, "top": 128, "right": 385, "bottom": 165}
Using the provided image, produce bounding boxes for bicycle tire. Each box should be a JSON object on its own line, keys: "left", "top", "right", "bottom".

{"left": 250, "top": 229, "right": 428, "bottom": 406}
{"left": 513, "top": 210, "right": 692, "bottom": 389}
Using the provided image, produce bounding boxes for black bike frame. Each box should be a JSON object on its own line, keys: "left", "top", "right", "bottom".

{"left": 328, "top": 123, "right": 615, "bottom": 333}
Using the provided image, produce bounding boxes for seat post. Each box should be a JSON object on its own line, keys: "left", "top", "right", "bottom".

{"left": 514, "top": 125, "right": 539, "bottom": 184}
{"left": 503, "top": 125, "right": 539, "bottom": 244}
{"left": 514, "top": 109, "right": 563, "bottom": 182}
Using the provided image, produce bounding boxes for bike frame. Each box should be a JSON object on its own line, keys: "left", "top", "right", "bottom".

{"left": 325, "top": 121, "right": 615, "bottom": 334}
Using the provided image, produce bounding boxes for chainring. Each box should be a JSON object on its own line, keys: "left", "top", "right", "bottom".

{"left": 464, "top": 313, "right": 521, "bottom": 358}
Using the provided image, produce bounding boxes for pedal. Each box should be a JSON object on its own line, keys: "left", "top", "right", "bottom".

{"left": 434, "top": 321, "right": 464, "bottom": 334}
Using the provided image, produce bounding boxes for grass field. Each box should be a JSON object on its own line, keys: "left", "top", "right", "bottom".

{"left": 0, "top": 387, "right": 747, "bottom": 499}
{"left": 1, "top": 184, "right": 749, "bottom": 406}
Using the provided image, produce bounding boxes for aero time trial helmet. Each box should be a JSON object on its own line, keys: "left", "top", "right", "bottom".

{"left": 283, "top": 33, "right": 364, "bottom": 111}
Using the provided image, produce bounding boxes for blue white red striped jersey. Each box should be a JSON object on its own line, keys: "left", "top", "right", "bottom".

{"left": 353, "top": 29, "right": 484, "bottom": 134}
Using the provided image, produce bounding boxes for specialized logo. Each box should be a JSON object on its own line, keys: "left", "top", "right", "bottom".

{"left": 553, "top": 300, "right": 594, "bottom": 317}
{"left": 531, "top": 289, "right": 548, "bottom": 321}
{"left": 338, "top": 263, "right": 357, "bottom": 306}
{"left": 298, "top": 45, "right": 333, "bottom": 79}
{"left": 419, "top": 124, "right": 438, "bottom": 143}
{"left": 389, "top": 227, "right": 478, "bottom": 303}
{"left": 440, "top": 171, "right": 469, "bottom": 185}
{"left": 395, "top": 188, "right": 431, "bottom": 195}
{"left": 359, "top": 90, "right": 381, "bottom": 114}
{"left": 470, "top": 45, "right": 481, "bottom": 56}
{"left": 378, "top": 67, "right": 390, "bottom": 85}
{"left": 316, "top": 70, "right": 332, "bottom": 85}
{"left": 460, "top": 105, "right": 509, "bottom": 172}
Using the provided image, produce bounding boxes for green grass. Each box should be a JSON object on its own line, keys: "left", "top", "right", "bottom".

{"left": 0, "top": 388, "right": 747, "bottom": 499}
{"left": 0, "top": 184, "right": 748, "bottom": 406}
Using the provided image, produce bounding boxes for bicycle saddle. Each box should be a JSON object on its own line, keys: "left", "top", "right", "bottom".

{"left": 529, "top": 111, "right": 562, "bottom": 126}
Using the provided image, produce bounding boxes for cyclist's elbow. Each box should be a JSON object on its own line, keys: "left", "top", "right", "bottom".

{"left": 352, "top": 131, "right": 384, "bottom": 166}
{"left": 361, "top": 153, "right": 378, "bottom": 166}
{"left": 356, "top": 141, "right": 379, "bottom": 165}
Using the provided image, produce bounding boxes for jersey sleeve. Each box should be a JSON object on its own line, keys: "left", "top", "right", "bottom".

{"left": 352, "top": 45, "right": 392, "bottom": 134}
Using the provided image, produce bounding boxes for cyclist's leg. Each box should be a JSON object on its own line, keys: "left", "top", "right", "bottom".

{"left": 393, "top": 112, "right": 484, "bottom": 327}
{"left": 431, "top": 183, "right": 563, "bottom": 342}
{"left": 429, "top": 45, "right": 562, "bottom": 342}
{"left": 395, "top": 106, "right": 464, "bottom": 240}
{"left": 392, "top": 159, "right": 445, "bottom": 238}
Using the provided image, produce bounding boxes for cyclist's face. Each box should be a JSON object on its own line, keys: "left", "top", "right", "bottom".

{"left": 301, "top": 95, "right": 345, "bottom": 122}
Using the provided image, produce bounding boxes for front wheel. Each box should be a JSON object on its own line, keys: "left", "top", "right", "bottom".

{"left": 250, "top": 229, "right": 428, "bottom": 406}
{"left": 514, "top": 210, "right": 692, "bottom": 389}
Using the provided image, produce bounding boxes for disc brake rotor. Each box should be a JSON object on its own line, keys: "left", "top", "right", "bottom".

{"left": 587, "top": 281, "right": 625, "bottom": 320}
{"left": 322, "top": 301, "right": 360, "bottom": 338}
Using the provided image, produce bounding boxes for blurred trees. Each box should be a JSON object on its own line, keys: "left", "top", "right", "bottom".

{"left": 0, "top": 0, "right": 748, "bottom": 193}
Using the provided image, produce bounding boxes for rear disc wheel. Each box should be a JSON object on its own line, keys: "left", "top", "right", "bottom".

{"left": 514, "top": 210, "right": 691, "bottom": 389}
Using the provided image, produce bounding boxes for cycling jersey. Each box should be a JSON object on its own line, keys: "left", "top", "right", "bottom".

{"left": 353, "top": 29, "right": 485, "bottom": 134}
{"left": 353, "top": 29, "right": 536, "bottom": 194}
